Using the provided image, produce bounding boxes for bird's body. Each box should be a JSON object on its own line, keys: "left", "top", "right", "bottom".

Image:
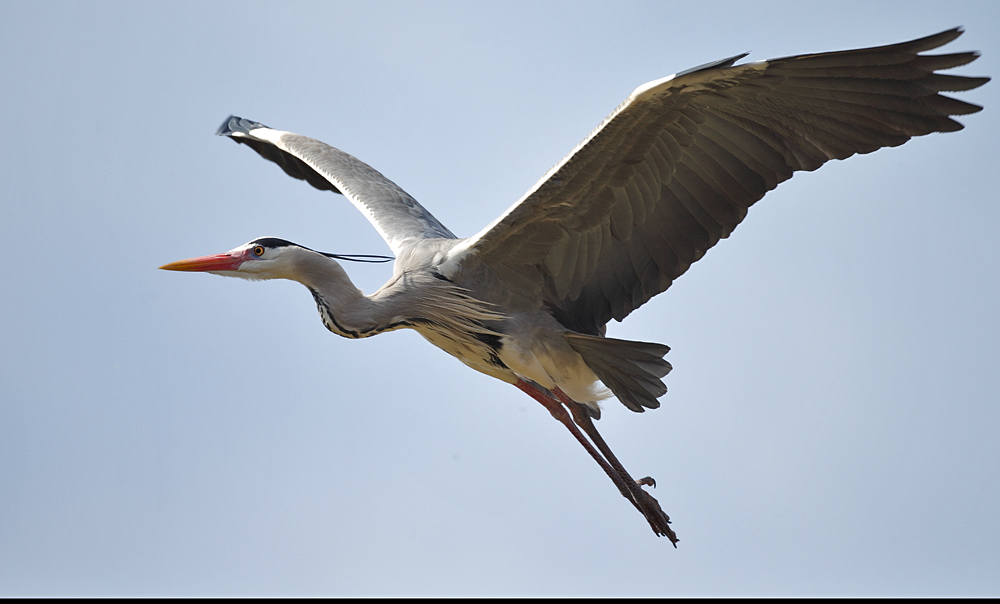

{"left": 162, "top": 29, "right": 987, "bottom": 543}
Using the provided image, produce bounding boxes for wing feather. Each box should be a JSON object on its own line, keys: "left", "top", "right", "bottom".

{"left": 217, "top": 116, "right": 455, "bottom": 255}
{"left": 446, "top": 29, "right": 987, "bottom": 334}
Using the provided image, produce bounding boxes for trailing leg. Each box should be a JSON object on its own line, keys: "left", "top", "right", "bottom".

{"left": 514, "top": 380, "right": 638, "bottom": 504}
{"left": 515, "top": 380, "right": 678, "bottom": 544}
{"left": 554, "top": 387, "right": 678, "bottom": 545}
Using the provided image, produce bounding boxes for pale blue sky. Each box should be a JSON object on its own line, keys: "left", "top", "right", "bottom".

{"left": 1, "top": 0, "right": 997, "bottom": 596}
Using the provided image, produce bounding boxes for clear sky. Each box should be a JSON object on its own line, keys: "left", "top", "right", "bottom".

{"left": 1, "top": 0, "right": 997, "bottom": 596}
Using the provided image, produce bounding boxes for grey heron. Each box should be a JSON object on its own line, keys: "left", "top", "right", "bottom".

{"left": 161, "top": 29, "right": 987, "bottom": 544}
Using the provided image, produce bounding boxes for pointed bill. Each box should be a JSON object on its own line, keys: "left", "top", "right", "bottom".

{"left": 159, "top": 252, "right": 245, "bottom": 272}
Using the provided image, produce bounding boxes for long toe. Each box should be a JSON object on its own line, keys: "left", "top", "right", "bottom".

{"left": 635, "top": 488, "right": 678, "bottom": 545}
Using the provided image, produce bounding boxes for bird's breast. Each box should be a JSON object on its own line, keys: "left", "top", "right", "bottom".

{"left": 412, "top": 321, "right": 517, "bottom": 384}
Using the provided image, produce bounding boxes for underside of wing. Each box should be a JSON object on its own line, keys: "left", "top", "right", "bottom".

{"left": 218, "top": 116, "right": 456, "bottom": 255}
{"left": 449, "top": 28, "right": 989, "bottom": 335}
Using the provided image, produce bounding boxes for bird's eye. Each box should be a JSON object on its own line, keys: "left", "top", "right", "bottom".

{"left": 253, "top": 246, "right": 265, "bottom": 256}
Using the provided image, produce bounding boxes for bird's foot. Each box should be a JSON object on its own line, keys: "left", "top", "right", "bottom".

{"left": 633, "top": 483, "right": 678, "bottom": 545}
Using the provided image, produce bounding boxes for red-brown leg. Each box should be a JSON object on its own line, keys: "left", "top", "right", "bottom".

{"left": 515, "top": 380, "right": 638, "bottom": 504}
{"left": 515, "top": 380, "right": 678, "bottom": 544}
{"left": 554, "top": 387, "right": 678, "bottom": 545}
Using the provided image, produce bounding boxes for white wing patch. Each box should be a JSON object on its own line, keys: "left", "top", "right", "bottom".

{"left": 237, "top": 124, "right": 455, "bottom": 256}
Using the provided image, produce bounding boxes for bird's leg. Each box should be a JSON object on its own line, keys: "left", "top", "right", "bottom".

{"left": 553, "top": 388, "right": 657, "bottom": 492}
{"left": 553, "top": 387, "right": 678, "bottom": 545}
{"left": 514, "top": 380, "right": 639, "bottom": 505}
{"left": 515, "top": 380, "right": 677, "bottom": 543}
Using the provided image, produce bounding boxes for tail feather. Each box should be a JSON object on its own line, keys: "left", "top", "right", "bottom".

{"left": 565, "top": 333, "right": 672, "bottom": 413}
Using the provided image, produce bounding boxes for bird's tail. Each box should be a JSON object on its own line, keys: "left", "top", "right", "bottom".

{"left": 565, "top": 333, "right": 671, "bottom": 414}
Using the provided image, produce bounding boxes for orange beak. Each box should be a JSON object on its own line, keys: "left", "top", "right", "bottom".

{"left": 159, "top": 251, "right": 246, "bottom": 272}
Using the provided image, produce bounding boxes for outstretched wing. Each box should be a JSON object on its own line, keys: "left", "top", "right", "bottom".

{"left": 445, "top": 28, "right": 988, "bottom": 334}
{"left": 217, "top": 116, "right": 456, "bottom": 255}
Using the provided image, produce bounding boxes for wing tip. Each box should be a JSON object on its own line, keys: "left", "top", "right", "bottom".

{"left": 631, "top": 51, "right": 755, "bottom": 102}
{"left": 216, "top": 115, "right": 269, "bottom": 138}
{"left": 918, "top": 26, "right": 965, "bottom": 49}
{"left": 674, "top": 52, "right": 752, "bottom": 78}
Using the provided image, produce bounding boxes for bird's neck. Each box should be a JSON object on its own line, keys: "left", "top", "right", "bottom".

{"left": 289, "top": 252, "right": 405, "bottom": 339}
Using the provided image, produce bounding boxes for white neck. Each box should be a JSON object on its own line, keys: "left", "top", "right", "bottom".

{"left": 285, "top": 250, "right": 409, "bottom": 339}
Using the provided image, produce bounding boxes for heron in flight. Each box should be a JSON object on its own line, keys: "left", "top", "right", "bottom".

{"left": 161, "top": 29, "right": 987, "bottom": 544}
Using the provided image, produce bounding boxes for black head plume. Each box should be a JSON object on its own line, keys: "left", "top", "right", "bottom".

{"left": 321, "top": 252, "right": 394, "bottom": 264}
{"left": 247, "top": 238, "right": 393, "bottom": 263}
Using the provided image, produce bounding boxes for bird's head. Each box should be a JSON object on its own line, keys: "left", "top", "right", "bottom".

{"left": 159, "top": 237, "right": 393, "bottom": 281}
{"left": 159, "top": 237, "right": 306, "bottom": 281}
